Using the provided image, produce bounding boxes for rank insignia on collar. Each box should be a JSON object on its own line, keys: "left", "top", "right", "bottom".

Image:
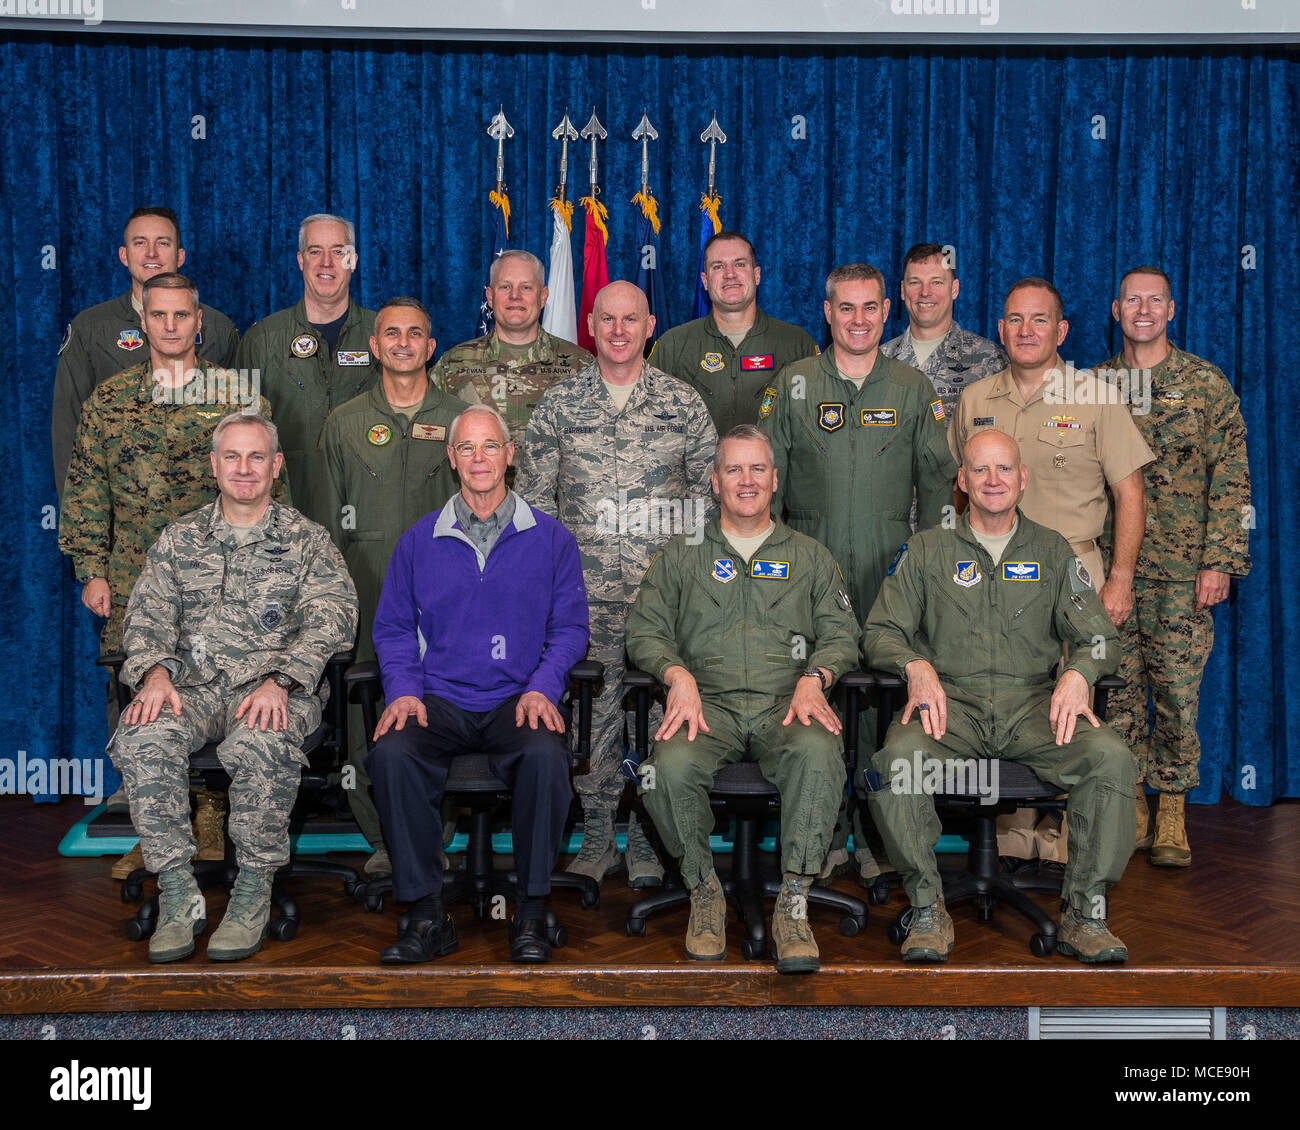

{"left": 930, "top": 400, "right": 945, "bottom": 422}
{"left": 750, "top": 559, "right": 790, "bottom": 580}
{"left": 700, "top": 352, "right": 725, "bottom": 373}
{"left": 1002, "top": 561, "right": 1040, "bottom": 581}
{"left": 116, "top": 329, "right": 143, "bottom": 352}
{"left": 861, "top": 408, "right": 897, "bottom": 427}
{"left": 368, "top": 424, "right": 391, "bottom": 446}
{"left": 819, "top": 403, "right": 845, "bottom": 431}
{"left": 1161, "top": 389, "right": 1184, "bottom": 401}
{"left": 711, "top": 558, "right": 737, "bottom": 583}
{"left": 759, "top": 386, "right": 778, "bottom": 419}
{"left": 290, "top": 334, "right": 319, "bottom": 358}
{"left": 953, "top": 560, "right": 981, "bottom": 587}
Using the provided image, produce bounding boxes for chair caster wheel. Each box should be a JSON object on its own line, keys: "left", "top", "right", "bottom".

{"left": 121, "top": 881, "right": 143, "bottom": 903}
{"left": 626, "top": 918, "right": 646, "bottom": 937}
{"left": 888, "top": 921, "right": 907, "bottom": 945}
{"left": 839, "top": 915, "right": 862, "bottom": 937}
{"left": 1030, "top": 933, "right": 1055, "bottom": 957}
{"left": 365, "top": 893, "right": 384, "bottom": 913}
{"left": 125, "top": 919, "right": 147, "bottom": 942}
{"left": 343, "top": 878, "right": 358, "bottom": 896}
{"left": 740, "top": 937, "right": 763, "bottom": 960}
{"left": 580, "top": 889, "right": 599, "bottom": 909}
{"left": 548, "top": 924, "right": 567, "bottom": 949}
{"left": 867, "top": 879, "right": 890, "bottom": 906}
{"left": 270, "top": 917, "right": 297, "bottom": 942}
{"left": 278, "top": 898, "right": 298, "bottom": 920}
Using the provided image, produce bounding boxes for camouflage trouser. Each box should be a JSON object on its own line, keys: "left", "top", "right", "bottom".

{"left": 110, "top": 677, "right": 319, "bottom": 873}
{"left": 1108, "top": 578, "right": 1213, "bottom": 793}
{"left": 580, "top": 600, "right": 661, "bottom": 815}
{"left": 868, "top": 684, "right": 1135, "bottom": 915}
{"left": 641, "top": 692, "right": 842, "bottom": 889}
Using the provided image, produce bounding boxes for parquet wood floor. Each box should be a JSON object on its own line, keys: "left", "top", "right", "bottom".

{"left": 2, "top": 794, "right": 1298, "bottom": 1013}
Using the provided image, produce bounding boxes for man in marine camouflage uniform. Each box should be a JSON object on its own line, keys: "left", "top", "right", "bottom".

{"left": 518, "top": 280, "right": 717, "bottom": 889}
{"left": 111, "top": 411, "right": 357, "bottom": 963}
{"left": 60, "top": 272, "right": 277, "bottom": 876}
{"left": 433, "top": 249, "right": 592, "bottom": 448}
{"left": 1095, "top": 265, "right": 1251, "bottom": 867}
{"left": 237, "top": 213, "right": 380, "bottom": 524}
{"left": 321, "top": 296, "right": 462, "bottom": 875}
{"left": 881, "top": 242, "right": 1006, "bottom": 423}
{"left": 648, "top": 231, "right": 816, "bottom": 435}
{"left": 51, "top": 206, "right": 240, "bottom": 498}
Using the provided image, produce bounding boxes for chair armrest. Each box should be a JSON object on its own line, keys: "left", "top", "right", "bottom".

{"left": 836, "top": 671, "right": 874, "bottom": 762}
{"left": 568, "top": 661, "right": 605, "bottom": 762}
{"left": 1092, "top": 673, "right": 1126, "bottom": 722}
{"left": 622, "top": 668, "right": 660, "bottom": 762}
{"left": 344, "top": 661, "right": 383, "bottom": 750}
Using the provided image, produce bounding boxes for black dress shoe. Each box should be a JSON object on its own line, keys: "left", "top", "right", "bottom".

{"left": 380, "top": 912, "right": 458, "bottom": 964}
{"left": 509, "top": 916, "right": 552, "bottom": 964}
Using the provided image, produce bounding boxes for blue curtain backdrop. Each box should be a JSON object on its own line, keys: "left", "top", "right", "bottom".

{"left": 1, "top": 34, "right": 1294, "bottom": 806}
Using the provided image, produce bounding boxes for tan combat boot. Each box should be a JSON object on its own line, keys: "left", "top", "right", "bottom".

{"left": 771, "top": 873, "right": 820, "bottom": 973}
{"left": 624, "top": 812, "right": 665, "bottom": 889}
{"left": 900, "top": 900, "right": 954, "bottom": 962}
{"left": 193, "top": 792, "right": 226, "bottom": 861}
{"left": 1135, "top": 789, "right": 1153, "bottom": 852}
{"left": 111, "top": 842, "right": 145, "bottom": 881}
{"left": 685, "top": 869, "right": 727, "bottom": 960}
{"left": 208, "top": 868, "right": 274, "bottom": 961}
{"left": 1149, "top": 793, "right": 1191, "bottom": 867}
{"left": 150, "top": 866, "right": 206, "bottom": 963}
{"left": 1057, "top": 905, "right": 1128, "bottom": 963}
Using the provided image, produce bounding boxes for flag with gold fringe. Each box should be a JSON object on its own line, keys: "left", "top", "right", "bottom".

{"left": 541, "top": 196, "right": 577, "bottom": 344}
{"left": 632, "top": 188, "right": 668, "bottom": 353}
{"left": 577, "top": 194, "right": 609, "bottom": 355}
{"left": 691, "top": 192, "right": 722, "bottom": 320}
{"left": 477, "top": 187, "right": 511, "bottom": 337}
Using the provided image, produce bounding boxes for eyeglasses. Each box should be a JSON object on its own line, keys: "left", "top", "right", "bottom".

{"left": 452, "top": 440, "right": 507, "bottom": 458}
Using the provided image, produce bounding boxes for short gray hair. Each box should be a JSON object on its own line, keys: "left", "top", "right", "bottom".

{"left": 826, "top": 262, "right": 886, "bottom": 304}
{"left": 489, "top": 249, "right": 546, "bottom": 288}
{"left": 449, "top": 405, "right": 512, "bottom": 447}
{"left": 211, "top": 410, "right": 279, "bottom": 453}
{"left": 714, "top": 424, "right": 775, "bottom": 472}
{"left": 298, "top": 213, "right": 356, "bottom": 253}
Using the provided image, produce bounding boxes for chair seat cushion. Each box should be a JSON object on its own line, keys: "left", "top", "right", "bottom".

{"left": 941, "top": 757, "right": 1058, "bottom": 801}
{"left": 711, "top": 761, "right": 780, "bottom": 797}
{"left": 446, "top": 753, "right": 508, "bottom": 792}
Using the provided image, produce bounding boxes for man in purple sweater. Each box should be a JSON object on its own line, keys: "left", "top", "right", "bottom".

{"left": 367, "top": 404, "right": 590, "bottom": 964}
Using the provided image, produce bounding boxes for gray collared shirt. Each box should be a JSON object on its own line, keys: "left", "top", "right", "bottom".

{"left": 452, "top": 491, "right": 516, "bottom": 562}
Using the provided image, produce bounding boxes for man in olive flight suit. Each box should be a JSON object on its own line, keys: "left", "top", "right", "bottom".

{"left": 760, "top": 262, "right": 957, "bottom": 884}
{"left": 863, "top": 429, "right": 1135, "bottom": 964}
{"left": 237, "top": 213, "right": 380, "bottom": 524}
{"left": 321, "top": 296, "right": 463, "bottom": 874}
{"left": 627, "top": 425, "right": 859, "bottom": 972}
{"left": 649, "top": 232, "right": 816, "bottom": 435}
{"left": 52, "top": 206, "right": 240, "bottom": 498}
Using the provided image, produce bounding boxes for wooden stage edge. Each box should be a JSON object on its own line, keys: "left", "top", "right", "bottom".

{"left": 5, "top": 963, "right": 1300, "bottom": 1015}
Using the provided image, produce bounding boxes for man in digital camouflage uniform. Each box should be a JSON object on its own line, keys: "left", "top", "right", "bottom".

{"left": 881, "top": 242, "right": 1007, "bottom": 423}
{"left": 236, "top": 213, "right": 379, "bottom": 524}
{"left": 760, "top": 262, "right": 957, "bottom": 884}
{"left": 517, "top": 280, "right": 717, "bottom": 890}
{"left": 648, "top": 231, "right": 816, "bottom": 436}
{"left": 1094, "top": 265, "right": 1251, "bottom": 867}
{"left": 321, "top": 296, "right": 462, "bottom": 875}
{"left": 627, "top": 425, "right": 858, "bottom": 971}
{"left": 51, "top": 206, "right": 240, "bottom": 499}
{"left": 111, "top": 412, "right": 357, "bottom": 963}
{"left": 433, "top": 249, "right": 592, "bottom": 449}
{"left": 60, "top": 272, "right": 278, "bottom": 877}
{"left": 864, "top": 429, "right": 1135, "bottom": 964}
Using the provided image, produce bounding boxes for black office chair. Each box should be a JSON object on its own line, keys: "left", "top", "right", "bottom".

{"left": 345, "top": 661, "right": 604, "bottom": 946}
{"left": 868, "top": 669, "right": 1125, "bottom": 956}
{"left": 98, "top": 650, "right": 358, "bottom": 945}
{"left": 623, "top": 670, "right": 873, "bottom": 959}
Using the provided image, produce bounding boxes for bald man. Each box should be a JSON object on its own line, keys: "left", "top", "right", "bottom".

{"left": 863, "top": 429, "right": 1135, "bottom": 963}
{"left": 518, "top": 281, "right": 717, "bottom": 889}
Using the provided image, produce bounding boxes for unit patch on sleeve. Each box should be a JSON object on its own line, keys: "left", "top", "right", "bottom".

{"left": 759, "top": 386, "right": 778, "bottom": 419}
{"left": 116, "top": 329, "right": 144, "bottom": 352}
{"left": 930, "top": 400, "right": 945, "bottom": 422}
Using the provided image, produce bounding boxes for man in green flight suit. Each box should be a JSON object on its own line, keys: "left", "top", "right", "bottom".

{"left": 649, "top": 232, "right": 816, "bottom": 436}
{"left": 760, "top": 262, "right": 957, "bottom": 884}
{"left": 51, "top": 206, "right": 241, "bottom": 498}
{"left": 237, "top": 213, "right": 380, "bottom": 524}
{"left": 863, "top": 429, "right": 1136, "bottom": 963}
{"left": 432, "top": 249, "right": 592, "bottom": 444}
{"left": 1094, "top": 265, "right": 1252, "bottom": 867}
{"left": 626, "top": 425, "right": 858, "bottom": 971}
{"left": 321, "top": 296, "right": 463, "bottom": 875}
